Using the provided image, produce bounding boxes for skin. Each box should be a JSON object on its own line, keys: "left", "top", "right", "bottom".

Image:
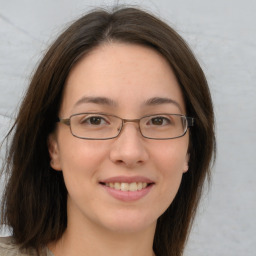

{"left": 48, "top": 42, "right": 189, "bottom": 256}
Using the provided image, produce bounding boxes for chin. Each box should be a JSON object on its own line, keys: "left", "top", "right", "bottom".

{"left": 99, "top": 209, "right": 157, "bottom": 234}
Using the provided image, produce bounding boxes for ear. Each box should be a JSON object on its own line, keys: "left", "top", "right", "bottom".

{"left": 48, "top": 133, "right": 62, "bottom": 171}
{"left": 183, "top": 153, "right": 190, "bottom": 173}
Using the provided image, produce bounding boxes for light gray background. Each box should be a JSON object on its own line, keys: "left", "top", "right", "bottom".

{"left": 0, "top": 0, "right": 255, "bottom": 255}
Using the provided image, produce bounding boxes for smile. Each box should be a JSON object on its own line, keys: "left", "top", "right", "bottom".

{"left": 99, "top": 176, "right": 155, "bottom": 202}
{"left": 104, "top": 182, "right": 148, "bottom": 191}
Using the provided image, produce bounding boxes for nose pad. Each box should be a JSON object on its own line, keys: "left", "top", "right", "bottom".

{"left": 117, "top": 125, "right": 122, "bottom": 133}
{"left": 116, "top": 118, "right": 141, "bottom": 138}
{"left": 109, "top": 123, "right": 149, "bottom": 168}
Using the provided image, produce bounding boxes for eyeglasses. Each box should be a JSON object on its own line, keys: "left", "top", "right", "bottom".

{"left": 57, "top": 113, "right": 194, "bottom": 140}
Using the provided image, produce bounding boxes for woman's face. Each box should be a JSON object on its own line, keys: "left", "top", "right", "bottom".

{"left": 48, "top": 43, "right": 189, "bottom": 235}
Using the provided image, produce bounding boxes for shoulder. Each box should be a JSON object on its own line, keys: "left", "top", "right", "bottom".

{"left": 0, "top": 237, "right": 21, "bottom": 256}
{"left": 0, "top": 236, "right": 47, "bottom": 256}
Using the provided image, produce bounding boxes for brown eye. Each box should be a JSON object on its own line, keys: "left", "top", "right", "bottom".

{"left": 152, "top": 117, "right": 163, "bottom": 125}
{"left": 80, "top": 115, "right": 108, "bottom": 126}
{"left": 89, "top": 117, "right": 102, "bottom": 125}
{"left": 149, "top": 117, "right": 171, "bottom": 126}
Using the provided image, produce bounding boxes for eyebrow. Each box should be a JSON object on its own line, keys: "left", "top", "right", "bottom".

{"left": 74, "top": 96, "right": 117, "bottom": 107}
{"left": 73, "top": 96, "right": 182, "bottom": 112}
{"left": 144, "top": 97, "right": 182, "bottom": 112}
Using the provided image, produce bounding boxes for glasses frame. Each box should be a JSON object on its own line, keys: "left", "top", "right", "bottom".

{"left": 57, "top": 113, "right": 195, "bottom": 140}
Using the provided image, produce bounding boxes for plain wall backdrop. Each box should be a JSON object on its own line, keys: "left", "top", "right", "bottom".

{"left": 0, "top": 0, "right": 255, "bottom": 255}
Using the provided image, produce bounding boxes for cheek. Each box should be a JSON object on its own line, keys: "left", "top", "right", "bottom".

{"left": 150, "top": 140, "right": 188, "bottom": 204}
{"left": 57, "top": 138, "right": 109, "bottom": 186}
{"left": 157, "top": 149, "right": 185, "bottom": 188}
{"left": 152, "top": 138, "right": 189, "bottom": 172}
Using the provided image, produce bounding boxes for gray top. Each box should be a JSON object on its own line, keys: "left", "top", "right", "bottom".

{"left": 0, "top": 237, "right": 54, "bottom": 256}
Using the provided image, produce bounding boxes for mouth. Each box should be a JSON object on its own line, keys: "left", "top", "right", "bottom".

{"left": 100, "top": 182, "right": 153, "bottom": 192}
{"left": 99, "top": 176, "right": 155, "bottom": 201}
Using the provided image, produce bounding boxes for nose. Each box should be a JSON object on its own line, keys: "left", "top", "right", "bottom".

{"left": 109, "top": 122, "right": 149, "bottom": 168}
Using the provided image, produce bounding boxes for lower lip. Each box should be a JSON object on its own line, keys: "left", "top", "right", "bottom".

{"left": 101, "top": 184, "right": 154, "bottom": 202}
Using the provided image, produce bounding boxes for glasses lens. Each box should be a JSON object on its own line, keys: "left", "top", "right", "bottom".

{"left": 70, "top": 113, "right": 122, "bottom": 139}
{"left": 140, "top": 114, "right": 187, "bottom": 139}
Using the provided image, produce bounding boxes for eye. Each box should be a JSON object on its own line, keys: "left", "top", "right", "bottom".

{"left": 148, "top": 116, "right": 172, "bottom": 126}
{"left": 80, "top": 115, "right": 109, "bottom": 126}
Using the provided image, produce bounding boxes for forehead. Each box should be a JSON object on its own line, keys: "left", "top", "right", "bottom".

{"left": 60, "top": 42, "right": 185, "bottom": 116}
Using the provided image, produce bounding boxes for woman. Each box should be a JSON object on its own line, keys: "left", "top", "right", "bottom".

{"left": 0, "top": 6, "right": 215, "bottom": 256}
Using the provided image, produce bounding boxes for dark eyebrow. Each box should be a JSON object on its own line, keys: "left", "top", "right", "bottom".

{"left": 144, "top": 97, "right": 182, "bottom": 112}
{"left": 74, "top": 96, "right": 117, "bottom": 107}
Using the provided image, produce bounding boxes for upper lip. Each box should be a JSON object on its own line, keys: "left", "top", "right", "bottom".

{"left": 100, "top": 176, "right": 155, "bottom": 184}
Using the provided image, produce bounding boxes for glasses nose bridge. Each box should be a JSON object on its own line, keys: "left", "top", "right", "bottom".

{"left": 118, "top": 118, "right": 142, "bottom": 135}
{"left": 122, "top": 118, "right": 141, "bottom": 125}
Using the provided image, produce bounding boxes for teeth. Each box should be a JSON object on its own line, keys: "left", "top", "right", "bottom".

{"left": 114, "top": 183, "right": 120, "bottom": 190}
{"left": 137, "top": 182, "right": 143, "bottom": 190}
{"left": 120, "top": 183, "right": 129, "bottom": 191}
{"left": 129, "top": 182, "right": 137, "bottom": 191}
{"left": 105, "top": 182, "right": 149, "bottom": 191}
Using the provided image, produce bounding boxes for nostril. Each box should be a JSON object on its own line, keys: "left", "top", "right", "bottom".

{"left": 115, "top": 159, "right": 125, "bottom": 165}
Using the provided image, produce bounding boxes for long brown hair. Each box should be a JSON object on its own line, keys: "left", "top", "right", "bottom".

{"left": 1, "top": 7, "right": 215, "bottom": 256}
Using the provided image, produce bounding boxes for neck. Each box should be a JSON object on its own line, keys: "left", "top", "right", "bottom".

{"left": 49, "top": 204, "right": 156, "bottom": 256}
{"left": 50, "top": 225, "right": 156, "bottom": 256}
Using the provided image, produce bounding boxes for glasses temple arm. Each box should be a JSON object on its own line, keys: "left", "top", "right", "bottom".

{"left": 187, "top": 117, "right": 195, "bottom": 127}
{"left": 56, "top": 117, "right": 71, "bottom": 126}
